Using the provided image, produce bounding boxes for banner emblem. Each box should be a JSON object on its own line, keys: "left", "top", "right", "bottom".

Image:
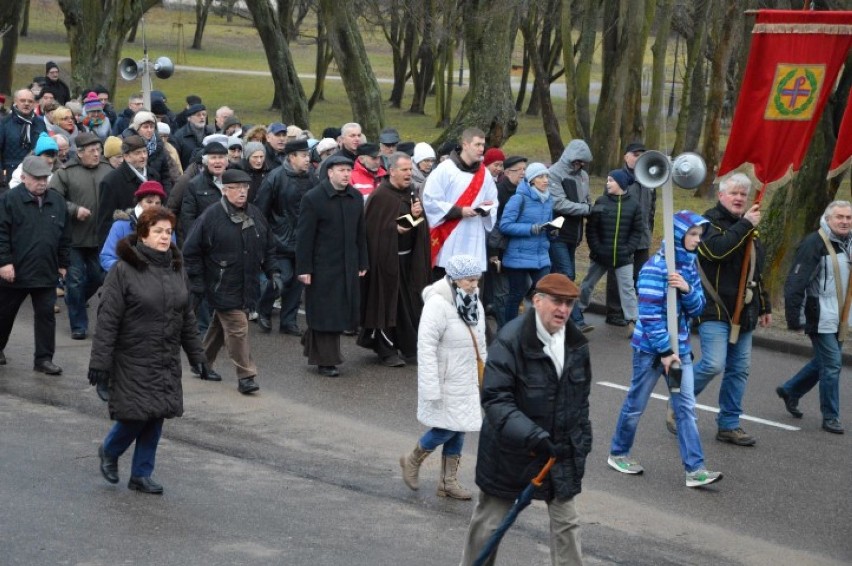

{"left": 765, "top": 64, "right": 825, "bottom": 121}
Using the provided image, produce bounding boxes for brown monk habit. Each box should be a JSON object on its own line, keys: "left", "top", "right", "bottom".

{"left": 360, "top": 178, "right": 431, "bottom": 358}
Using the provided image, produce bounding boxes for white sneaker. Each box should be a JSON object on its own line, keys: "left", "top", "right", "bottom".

{"left": 685, "top": 469, "right": 722, "bottom": 488}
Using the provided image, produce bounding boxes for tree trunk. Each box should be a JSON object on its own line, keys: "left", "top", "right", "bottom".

{"left": 515, "top": 43, "right": 530, "bottom": 112}
{"left": 58, "top": 0, "right": 159, "bottom": 98}
{"left": 0, "top": 0, "right": 25, "bottom": 96}
{"left": 590, "top": 0, "right": 636, "bottom": 175}
{"left": 761, "top": 58, "right": 852, "bottom": 305}
{"left": 645, "top": 0, "right": 674, "bottom": 150}
{"left": 433, "top": 0, "right": 458, "bottom": 128}
{"left": 308, "top": 12, "right": 333, "bottom": 110}
{"left": 245, "top": 0, "right": 310, "bottom": 127}
{"left": 191, "top": 0, "right": 214, "bottom": 50}
{"left": 574, "top": 0, "right": 598, "bottom": 139}
{"left": 409, "top": 3, "right": 435, "bottom": 115}
{"left": 20, "top": 0, "right": 30, "bottom": 37}
{"left": 389, "top": 14, "right": 415, "bottom": 108}
{"left": 127, "top": 20, "right": 138, "bottom": 43}
{"left": 683, "top": 53, "right": 707, "bottom": 152}
{"left": 318, "top": 0, "right": 385, "bottom": 140}
{"left": 621, "top": 0, "right": 653, "bottom": 145}
{"left": 435, "top": 0, "right": 519, "bottom": 147}
{"left": 522, "top": 6, "right": 563, "bottom": 162}
{"left": 560, "top": 0, "right": 582, "bottom": 139}
{"left": 696, "top": 2, "right": 741, "bottom": 198}
{"left": 671, "top": 0, "right": 710, "bottom": 156}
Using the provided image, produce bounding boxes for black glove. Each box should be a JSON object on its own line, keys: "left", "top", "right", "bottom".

{"left": 88, "top": 368, "right": 109, "bottom": 386}
{"left": 535, "top": 437, "right": 572, "bottom": 460}
{"left": 199, "top": 362, "right": 210, "bottom": 381}
{"left": 530, "top": 223, "right": 544, "bottom": 235}
{"left": 271, "top": 273, "right": 284, "bottom": 294}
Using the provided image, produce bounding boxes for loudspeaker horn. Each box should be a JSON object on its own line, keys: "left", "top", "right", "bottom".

{"left": 119, "top": 58, "right": 139, "bottom": 81}
{"left": 671, "top": 152, "right": 707, "bottom": 189}
{"left": 634, "top": 150, "right": 671, "bottom": 189}
{"left": 153, "top": 57, "right": 174, "bottom": 80}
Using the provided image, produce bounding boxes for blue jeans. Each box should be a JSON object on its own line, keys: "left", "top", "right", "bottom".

{"left": 103, "top": 418, "right": 164, "bottom": 478}
{"left": 610, "top": 350, "right": 705, "bottom": 472}
{"left": 419, "top": 427, "right": 465, "bottom": 456}
{"left": 258, "top": 256, "right": 303, "bottom": 329}
{"left": 693, "top": 321, "right": 753, "bottom": 430}
{"left": 549, "top": 241, "right": 583, "bottom": 324}
{"left": 66, "top": 247, "right": 104, "bottom": 333}
{"left": 504, "top": 266, "right": 549, "bottom": 324}
{"left": 780, "top": 333, "right": 842, "bottom": 421}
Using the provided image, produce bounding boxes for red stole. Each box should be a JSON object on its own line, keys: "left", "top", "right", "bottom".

{"left": 429, "top": 165, "right": 486, "bottom": 266}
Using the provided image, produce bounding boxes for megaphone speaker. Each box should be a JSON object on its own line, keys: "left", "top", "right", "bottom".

{"left": 154, "top": 57, "right": 174, "bottom": 80}
{"left": 119, "top": 58, "right": 139, "bottom": 81}
{"left": 634, "top": 150, "right": 671, "bottom": 189}
{"left": 671, "top": 152, "right": 707, "bottom": 189}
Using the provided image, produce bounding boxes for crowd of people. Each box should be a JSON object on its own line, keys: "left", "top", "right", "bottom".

{"left": 1, "top": 63, "right": 850, "bottom": 565}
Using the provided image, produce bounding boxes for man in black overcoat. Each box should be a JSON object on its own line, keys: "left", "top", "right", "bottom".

{"left": 296, "top": 155, "right": 368, "bottom": 377}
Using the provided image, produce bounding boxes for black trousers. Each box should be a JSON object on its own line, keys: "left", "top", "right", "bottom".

{"left": 606, "top": 248, "right": 649, "bottom": 319}
{"left": 0, "top": 286, "right": 57, "bottom": 363}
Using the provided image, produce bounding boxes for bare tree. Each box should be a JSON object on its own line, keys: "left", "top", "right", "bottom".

{"left": 318, "top": 0, "right": 385, "bottom": 140}
{"left": 363, "top": 0, "right": 415, "bottom": 109}
{"left": 432, "top": 0, "right": 459, "bottom": 127}
{"left": 244, "top": 0, "right": 310, "bottom": 127}
{"left": 58, "top": 0, "right": 160, "bottom": 97}
{"left": 671, "top": 0, "right": 711, "bottom": 156}
{"left": 620, "top": 0, "right": 654, "bottom": 145}
{"left": 644, "top": 0, "right": 675, "bottom": 150}
{"left": 0, "top": 0, "right": 26, "bottom": 96}
{"left": 308, "top": 7, "right": 334, "bottom": 110}
{"left": 191, "top": 0, "right": 214, "bottom": 50}
{"left": 408, "top": 1, "right": 435, "bottom": 115}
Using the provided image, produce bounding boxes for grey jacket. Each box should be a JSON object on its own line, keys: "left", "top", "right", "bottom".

{"left": 547, "top": 140, "right": 592, "bottom": 244}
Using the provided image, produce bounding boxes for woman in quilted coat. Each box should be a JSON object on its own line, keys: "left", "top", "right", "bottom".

{"left": 399, "top": 255, "right": 486, "bottom": 500}
{"left": 88, "top": 206, "right": 206, "bottom": 494}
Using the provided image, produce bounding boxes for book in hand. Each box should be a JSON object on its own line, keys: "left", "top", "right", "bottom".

{"left": 546, "top": 216, "right": 565, "bottom": 229}
{"left": 397, "top": 214, "right": 425, "bottom": 228}
{"left": 474, "top": 203, "right": 495, "bottom": 216}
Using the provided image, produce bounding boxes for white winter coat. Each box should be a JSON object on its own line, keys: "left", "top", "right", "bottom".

{"left": 417, "top": 277, "right": 486, "bottom": 432}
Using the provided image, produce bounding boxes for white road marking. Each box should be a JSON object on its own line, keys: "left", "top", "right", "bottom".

{"left": 596, "top": 381, "right": 802, "bottom": 431}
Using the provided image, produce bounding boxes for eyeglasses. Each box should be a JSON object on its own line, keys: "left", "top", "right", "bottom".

{"left": 224, "top": 185, "right": 249, "bottom": 193}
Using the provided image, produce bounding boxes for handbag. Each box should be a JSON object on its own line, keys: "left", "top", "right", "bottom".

{"left": 466, "top": 325, "right": 485, "bottom": 389}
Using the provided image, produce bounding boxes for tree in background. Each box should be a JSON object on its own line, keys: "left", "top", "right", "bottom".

{"left": 0, "top": 0, "right": 27, "bottom": 96}
{"left": 644, "top": 0, "right": 675, "bottom": 150}
{"left": 670, "top": 0, "right": 711, "bottom": 156}
{"left": 434, "top": 0, "right": 519, "bottom": 147}
{"left": 318, "top": 0, "right": 385, "bottom": 140}
{"left": 58, "top": 0, "right": 159, "bottom": 98}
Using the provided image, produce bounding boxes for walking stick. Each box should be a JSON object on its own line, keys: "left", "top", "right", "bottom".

{"left": 730, "top": 184, "right": 766, "bottom": 343}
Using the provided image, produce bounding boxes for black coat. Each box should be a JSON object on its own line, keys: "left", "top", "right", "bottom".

{"left": 97, "top": 161, "right": 161, "bottom": 247}
{"left": 0, "top": 110, "right": 48, "bottom": 181}
{"left": 295, "top": 180, "right": 368, "bottom": 332}
{"left": 254, "top": 161, "right": 317, "bottom": 257}
{"left": 119, "top": 128, "right": 176, "bottom": 193}
{"left": 180, "top": 169, "right": 222, "bottom": 236}
{"left": 89, "top": 235, "right": 204, "bottom": 421}
{"left": 476, "top": 310, "right": 593, "bottom": 501}
{"left": 696, "top": 202, "right": 770, "bottom": 331}
{"left": 586, "top": 190, "right": 643, "bottom": 268}
{"left": 0, "top": 185, "right": 71, "bottom": 288}
{"left": 172, "top": 123, "right": 214, "bottom": 169}
{"left": 182, "top": 198, "right": 278, "bottom": 311}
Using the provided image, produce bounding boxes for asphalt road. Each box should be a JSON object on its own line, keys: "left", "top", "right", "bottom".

{"left": 1, "top": 300, "right": 849, "bottom": 565}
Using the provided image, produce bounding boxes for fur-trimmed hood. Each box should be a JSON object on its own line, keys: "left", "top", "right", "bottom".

{"left": 113, "top": 208, "right": 133, "bottom": 221}
{"left": 116, "top": 233, "right": 182, "bottom": 272}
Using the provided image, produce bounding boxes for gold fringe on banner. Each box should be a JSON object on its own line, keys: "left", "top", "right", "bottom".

{"left": 753, "top": 23, "right": 852, "bottom": 35}
{"left": 714, "top": 162, "right": 797, "bottom": 193}
{"left": 828, "top": 156, "right": 852, "bottom": 181}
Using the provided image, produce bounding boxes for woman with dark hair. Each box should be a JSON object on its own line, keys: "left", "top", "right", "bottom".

{"left": 88, "top": 206, "right": 208, "bottom": 494}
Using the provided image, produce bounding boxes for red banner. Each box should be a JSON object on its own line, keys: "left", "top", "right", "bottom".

{"left": 828, "top": 89, "right": 852, "bottom": 180}
{"left": 717, "top": 10, "right": 852, "bottom": 190}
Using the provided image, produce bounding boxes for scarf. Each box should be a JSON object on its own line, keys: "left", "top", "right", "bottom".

{"left": 534, "top": 186, "right": 549, "bottom": 202}
{"left": 221, "top": 197, "right": 255, "bottom": 230}
{"left": 135, "top": 240, "right": 173, "bottom": 268}
{"left": 129, "top": 164, "right": 147, "bottom": 183}
{"left": 535, "top": 312, "right": 565, "bottom": 377}
{"left": 12, "top": 107, "right": 35, "bottom": 151}
{"left": 451, "top": 279, "right": 479, "bottom": 326}
{"left": 145, "top": 135, "right": 157, "bottom": 157}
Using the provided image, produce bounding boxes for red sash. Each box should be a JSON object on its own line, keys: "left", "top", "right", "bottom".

{"left": 429, "top": 165, "right": 486, "bottom": 266}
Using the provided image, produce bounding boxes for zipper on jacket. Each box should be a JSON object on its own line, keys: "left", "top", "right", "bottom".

{"left": 613, "top": 195, "right": 622, "bottom": 266}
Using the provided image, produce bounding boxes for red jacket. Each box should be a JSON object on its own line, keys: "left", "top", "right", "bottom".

{"left": 350, "top": 160, "right": 386, "bottom": 201}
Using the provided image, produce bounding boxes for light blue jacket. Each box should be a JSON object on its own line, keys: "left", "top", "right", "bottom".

{"left": 499, "top": 180, "right": 553, "bottom": 270}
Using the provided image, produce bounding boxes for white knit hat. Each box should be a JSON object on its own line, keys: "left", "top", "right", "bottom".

{"left": 445, "top": 255, "right": 482, "bottom": 280}
{"left": 315, "top": 137, "right": 338, "bottom": 154}
{"left": 413, "top": 142, "right": 436, "bottom": 164}
{"left": 156, "top": 122, "right": 170, "bottom": 136}
{"left": 131, "top": 111, "right": 157, "bottom": 131}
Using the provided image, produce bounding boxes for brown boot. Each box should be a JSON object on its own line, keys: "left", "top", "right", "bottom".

{"left": 400, "top": 443, "right": 433, "bottom": 491}
{"left": 437, "top": 455, "right": 472, "bottom": 500}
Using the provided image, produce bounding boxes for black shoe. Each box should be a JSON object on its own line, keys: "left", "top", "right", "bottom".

{"left": 280, "top": 325, "right": 303, "bottom": 337}
{"left": 200, "top": 367, "right": 222, "bottom": 381}
{"left": 33, "top": 360, "right": 62, "bottom": 375}
{"left": 257, "top": 316, "right": 272, "bottom": 333}
{"left": 380, "top": 355, "right": 406, "bottom": 368}
{"left": 190, "top": 363, "right": 201, "bottom": 376}
{"left": 238, "top": 376, "right": 260, "bottom": 394}
{"left": 0, "top": 350, "right": 5, "bottom": 365}
{"left": 71, "top": 331, "right": 87, "bottom": 340}
{"left": 98, "top": 444, "right": 119, "bottom": 484}
{"left": 605, "top": 316, "right": 629, "bottom": 327}
{"left": 318, "top": 365, "right": 340, "bottom": 377}
{"left": 776, "top": 387, "right": 803, "bottom": 418}
{"left": 128, "top": 476, "right": 163, "bottom": 494}
{"left": 822, "top": 418, "right": 845, "bottom": 434}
